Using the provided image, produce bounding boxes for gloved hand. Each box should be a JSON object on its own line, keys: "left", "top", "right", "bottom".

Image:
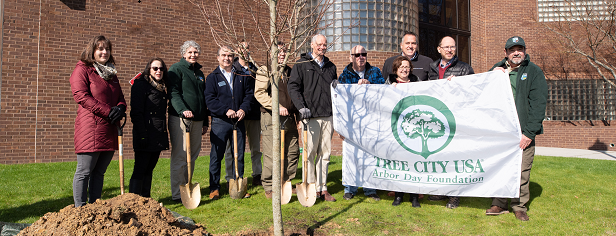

{"left": 331, "top": 79, "right": 339, "bottom": 88}
{"left": 109, "top": 105, "right": 126, "bottom": 124}
{"left": 299, "top": 108, "right": 312, "bottom": 120}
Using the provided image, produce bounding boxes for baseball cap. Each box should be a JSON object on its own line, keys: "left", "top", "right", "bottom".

{"left": 505, "top": 36, "right": 526, "bottom": 49}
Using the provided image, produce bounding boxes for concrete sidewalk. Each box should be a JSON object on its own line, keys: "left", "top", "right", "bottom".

{"left": 536, "top": 147, "right": 616, "bottom": 161}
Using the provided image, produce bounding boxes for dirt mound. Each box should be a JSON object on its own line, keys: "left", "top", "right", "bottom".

{"left": 17, "top": 193, "right": 208, "bottom": 236}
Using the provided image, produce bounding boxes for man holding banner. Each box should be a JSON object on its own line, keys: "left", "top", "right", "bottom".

{"left": 485, "top": 36, "right": 547, "bottom": 221}
{"left": 426, "top": 36, "right": 475, "bottom": 209}
{"left": 338, "top": 45, "right": 385, "bottom": 201}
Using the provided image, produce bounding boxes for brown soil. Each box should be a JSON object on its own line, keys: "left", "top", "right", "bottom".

{"left": 17, "top": 193, "right": 208, "bottom": 236}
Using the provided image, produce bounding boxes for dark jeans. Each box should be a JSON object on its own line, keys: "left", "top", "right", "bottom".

{"left": 129, "top": 150, "right": 161, "bottom": 197}
{"left": 73, "top": 151, "right": 114, "bottom": 207}
{"left": 209, "top": 117, "right": 245, "bottom": 192}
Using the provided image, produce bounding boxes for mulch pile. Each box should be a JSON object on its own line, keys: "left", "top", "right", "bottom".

{"left": 17, "top": 193, "right": 208, "bottom": 236}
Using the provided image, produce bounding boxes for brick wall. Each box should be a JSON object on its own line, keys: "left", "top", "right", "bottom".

{"left": 0, "top": 0, "right": 271, "bottom": 164}
{"left": 2, "top": 0, "right": 614, "bottom": 164}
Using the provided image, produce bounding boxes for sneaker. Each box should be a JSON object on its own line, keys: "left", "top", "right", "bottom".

{"left": 428, "top": 195, "right": 447, "bottom": 201}
{"left": 366, "top": 193, "right": 381, "bottom": 201}
{"left": 264, "top": 190, "right": 272, "bottom": 199}
{"left": 209, "top": 190, "right": 220, "bottom": 200}
{"left": 244, "top": 193, "right": 251, "bottom": 198}
{"left": 446, "top": 197, "right": 460, "bottom": 209}
{"left": 252, "top": 175, "right": 262, "bottom": 186}
{"left": 485, "top": 205, "right": 509, "bottom": 215}
{"left": 514, "top": 211, "right": 529, "bottom": 221}
{"left": 343, "top": 192, "right": 354, "bottom": 200}
{"left": 318, "top": 191, "right": 336, "bottom": 202}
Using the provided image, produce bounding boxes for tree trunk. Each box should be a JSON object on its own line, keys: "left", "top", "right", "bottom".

{"left": 269, "top": 1, "right": 283, "bottom": 236}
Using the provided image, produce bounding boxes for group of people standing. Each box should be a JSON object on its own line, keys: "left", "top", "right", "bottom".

{"left": 69, "top": 30, "right": 546, "bottom": 222}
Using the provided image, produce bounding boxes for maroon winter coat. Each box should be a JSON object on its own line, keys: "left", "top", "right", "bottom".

{"left": 70, "top": 61, "right": 127, "bottom": 153}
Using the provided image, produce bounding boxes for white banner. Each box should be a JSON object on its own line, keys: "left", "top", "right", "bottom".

{"left": 332, "top": 71, "right": 522, "bottom": 198}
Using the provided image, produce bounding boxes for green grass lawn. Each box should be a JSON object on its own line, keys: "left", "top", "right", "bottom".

{"left": 1, "top": 154, "right": 616, "bottom": 235}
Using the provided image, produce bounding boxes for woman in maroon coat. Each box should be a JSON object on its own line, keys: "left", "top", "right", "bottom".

{"left": 70, "top": 35, "right": 126, "bottom": 207}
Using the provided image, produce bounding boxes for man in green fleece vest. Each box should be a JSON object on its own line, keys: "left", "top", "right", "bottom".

{"left": 485, "top": 36, "right": 547, "bottom": 221}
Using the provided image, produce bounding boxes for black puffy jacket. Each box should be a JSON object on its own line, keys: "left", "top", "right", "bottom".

{"left": 287, "top": 53, "right": 337, "bottom": 118}
{"left": 427, "top": 56, "right": 474, "bottom": 80}
{"left": 130, "top": 76, "right": 170, "bottom": 152}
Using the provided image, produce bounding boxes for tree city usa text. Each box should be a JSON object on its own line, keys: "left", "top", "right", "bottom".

{"left": 371, "top": 156, "right": 485, "bottom": 184}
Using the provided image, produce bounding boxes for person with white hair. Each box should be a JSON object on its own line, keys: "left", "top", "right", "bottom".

{"left": 167, "top": 40, "right": 209, "bottom": 202}
{"left": 288, "top": 34, "right": 338, "bottom": 202}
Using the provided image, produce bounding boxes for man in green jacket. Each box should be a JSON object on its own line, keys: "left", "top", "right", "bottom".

{"left": 485, "top": 36, "right": 547, "bottom": 221}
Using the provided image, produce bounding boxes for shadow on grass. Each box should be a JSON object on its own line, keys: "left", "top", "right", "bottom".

{"left": 0, "top": 196, "right": 74, "bottom": 223}
{"left": 0, "top": 185, "right": 123, "bottom": 223}
{"left": 527, "top": 181, "right": 543, "bottom": 210}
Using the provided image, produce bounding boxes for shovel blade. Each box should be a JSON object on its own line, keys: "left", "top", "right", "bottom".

{"left": 229, "top": 178, "right": 248, "bottom": 199}
{"left": 281, "top": 181, "right": 292, "bottom": 205}
{"left": 180, "top": 182, "right": 201, "bottom": 209}
{"left": 295, "top": 182, "right": 317, "bottom": 207}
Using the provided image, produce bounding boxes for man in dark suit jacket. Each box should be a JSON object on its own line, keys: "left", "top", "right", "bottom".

{"left": 204, "top": 46, "right": 254, "bottom": 200}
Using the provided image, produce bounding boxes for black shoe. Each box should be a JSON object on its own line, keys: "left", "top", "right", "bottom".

{"left": 252, "top": 175, "right": 262, "bottom": 186}
{"left": 392, "top": 196, "right": 403, "bottom": 206}
{"left": 343, "top": 192, "right": 354, "bottom": 200}
{"left": 366, "top": 193, "right": 381, "bottom": 201}
{"left": 172, "top": 198, "right": 182, "bottom": 203}
{"left": 410, "top": 194, "right": 421, "bottom": 208}
{"left": 446, "top": 197, "right": 460, "bottom": 209}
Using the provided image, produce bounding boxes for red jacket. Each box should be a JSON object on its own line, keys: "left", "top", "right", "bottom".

{"left": 70, "top": 61, "right": 127, "bottom": 153}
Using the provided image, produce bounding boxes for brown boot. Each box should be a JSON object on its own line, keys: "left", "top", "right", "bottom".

{"left": 485, "top": 205, "right": 509, "bottom": 215}
{"left": 318, "top": 191, "right": 336, "bottom": 202}
{"left": 514, "top": 211, "right": 529, "bottom": 221}
{"left": 209, "top": 190, "right": 220, "bottom": 200}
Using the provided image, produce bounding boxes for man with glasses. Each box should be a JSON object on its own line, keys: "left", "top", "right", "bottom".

{"left": 485, "top": 36, "right": 547, "bottom": 221}
{"left": 427, "top": 36, "right": 474, "bottom": 81}
{"left": 337, "top": 45, "right": 385, "bottom": 201}
{"left": 426, "top": 36, "right": 474, "bottom": 209}
{"left": 382, "top": 31, "right": 433, "bottom": 81}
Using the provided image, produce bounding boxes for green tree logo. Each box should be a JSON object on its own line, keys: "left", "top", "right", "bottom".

{"left": 392, "top": 96, "right": 456, "bottom": 159}
{"left": 401, "top": 109, "right": 446, "bottom": 155}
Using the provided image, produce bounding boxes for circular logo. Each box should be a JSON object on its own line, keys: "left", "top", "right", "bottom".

{"left": 391, "top": 95, "right": 456, "bottom": 159}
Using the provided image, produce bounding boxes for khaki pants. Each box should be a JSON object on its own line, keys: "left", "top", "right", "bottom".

{"left": 492, "top": 142, "right": 535, "bottom": 212}
{"left": 260, "top": 112, "right": 299, "bottom": 191}
{"left": 168, "top": 115, "right": 203, "bottom": 200}
{"left": 302, "top": 116, "right": 333, "bottom": 192}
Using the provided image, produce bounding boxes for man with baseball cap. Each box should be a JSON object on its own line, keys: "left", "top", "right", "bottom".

{"left": 485, "top": 36, "right": 547, "bottom": 221}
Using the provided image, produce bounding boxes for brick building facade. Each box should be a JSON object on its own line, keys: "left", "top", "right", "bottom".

{"left": 1, "top": 0, "right": 614, "bottom": 164}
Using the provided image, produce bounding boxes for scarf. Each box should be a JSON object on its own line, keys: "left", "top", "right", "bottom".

{"left": 93, "top": 62, "right": 117, "bottom": 81}
{"left": 147, "top": 75, "right": 166, "bottom": 92}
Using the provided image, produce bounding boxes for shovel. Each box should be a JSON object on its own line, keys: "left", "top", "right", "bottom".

{"left": 229, "top": 119, "right": 248, "bottom": 199}
{"left": 179, "top": 118, "right": 201, "bottom": 209}
{"left": 296, "top": 119, "right": 317, "bottom": 207}
{"left": 280, "top": 117, "right": 292, "bottom": 205}
{"left": 116, "top": 115, "right": 127, "bottom": 195}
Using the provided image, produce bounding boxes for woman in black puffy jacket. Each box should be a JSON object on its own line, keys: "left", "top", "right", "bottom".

{"left": 129, "top": 57, "right": 170, "bottom": 197}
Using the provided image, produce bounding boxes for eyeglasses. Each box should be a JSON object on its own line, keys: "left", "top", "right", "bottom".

{"left": 352, "top": 53, "right": 367, "bottom": 57}
{"left": 151, "top": 67, "right": 163, "bottom": 71}
{"left": 398, "top": 66, "right": 411, "bottom": 70}
{"left": 440, "top": 46, "right": 456, "bottom": 50}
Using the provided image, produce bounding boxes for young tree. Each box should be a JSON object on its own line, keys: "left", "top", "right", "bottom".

{"left": 188, "top": 0, "right": 337, "bottom": 235}
{"left": 401, "top": 109, "right": 445, "bottom": 158}
{"left": 541, "top": 0, "right": 616, "bottom": 87}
